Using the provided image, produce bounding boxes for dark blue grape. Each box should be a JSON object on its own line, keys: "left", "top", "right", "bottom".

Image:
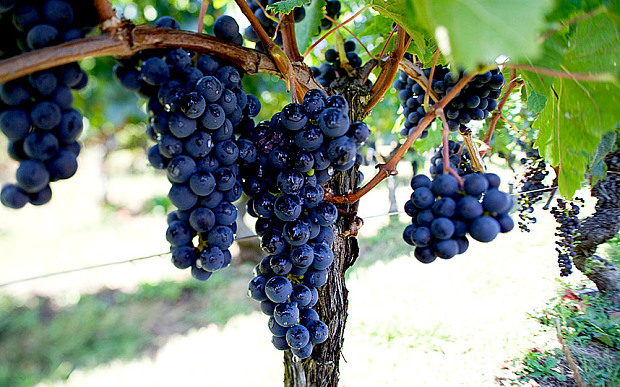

{"left": 318, "top": 107, "right": 349, "bottom": 137}
{"left": 140, "top": 57, "right": 170, "bottom": 86}
{"left": 265, "top": 276, "right": 293, "bottom": 303}
{"left": 171, "top": 246, "right": 195, "bottom": 269}
{"left": 1, "top": 184, "right": 29, "bottom": 209}
{"left": 207, "top": 225, "right": 235, "bottom": 250}
{"left": 189, "top": 207, "right": 215, "bottom": 232}
{"left": 469, "top": 216, "right": 500, "bottom": 242}
{"left": 166, "top": 220, "right": 192, "bottom": 246}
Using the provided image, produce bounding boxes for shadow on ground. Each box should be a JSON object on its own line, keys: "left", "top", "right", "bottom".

{"left": 0, "top": 264, "right": 258, "bottom": 387}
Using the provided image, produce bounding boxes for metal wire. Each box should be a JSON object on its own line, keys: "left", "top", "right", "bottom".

{"left": 0, "top": 186, "right": 559, "bottom": 288}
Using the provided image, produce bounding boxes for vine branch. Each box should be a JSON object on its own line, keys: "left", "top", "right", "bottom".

{"left": 437, "top": 108, "right": 465, "bottom": 186}
{"left": 323, "top": 15, "right": 376, "bottom": 60}
{"left": 198, "top": 0, "right": 210, "bottom": 33}
{"left": 366, "top": 27, "right": 411, "bottom": 113}
{"left": 424, "top": 48, "right": 441, "bottom": 111}
{"left": 326, "top": 71, "right": 478, "bottom": 204}
{"left": 0, "top": 25, "right": 324, "bottom": 92}
{"left": 483, "top": 68, "right": 518, "bottom": 148}
{"left": 302, "top": 5, "right": 371, "bottom": 58}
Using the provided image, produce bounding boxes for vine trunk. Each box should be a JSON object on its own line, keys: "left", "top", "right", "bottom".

{"left": 283, "top": 85, "right": 370, "bottom": 387}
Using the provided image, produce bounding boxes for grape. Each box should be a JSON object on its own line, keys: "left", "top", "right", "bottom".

{"left": 404, "top": 171, "right": 513, "bottom": 261}
{"left": 430, "top": 217, "right": 455, "bottom": 240}
{"left": 0, "top": 184, "right": 29, "bottom": 209}
{"left": 207, "top": 225, "right": 235, "bottom": 250}
{"left": 140, "top": 57, "right": 170, "bottom": 86}
{"left": 197, "top": 246, "right": 225, "bottom": 272}
{"left": 166, "top": 220, "right": 193, "bottom": 246}
{"left": 237, "top": 87, "right": 367, "bottom": 359}
{"left": 551, "top": 198, "right": 583, "bottom": 276}
{"left": 286, "top": 324, "right": 310, "bottom": 349}
{"left": 469, "top": 216, "right": 501, "bottom": 242}
{"left": 171, "top": 246, "right": 196, "bottom": 270}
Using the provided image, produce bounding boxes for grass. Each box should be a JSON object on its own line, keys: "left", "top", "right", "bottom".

{"left": 0, "top": 266, "right": 257, "bottom": 387}
{"left": 508, "top": 286, "right": 620, "bottom": 386}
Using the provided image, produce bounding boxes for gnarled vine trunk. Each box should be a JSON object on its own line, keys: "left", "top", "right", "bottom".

{"left": 283, "top": 84, "right": 370, "bottom": 387}
{"left": 574, "top": 148, "right": 620, "bottom": 308}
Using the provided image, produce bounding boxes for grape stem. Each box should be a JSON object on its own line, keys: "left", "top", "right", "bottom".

{"left": 302, "top": 5, "right": 372, "bottom": 59}
{"left": 234, "top": 0, "right": 306, "bottom": 100}
{"left": 423, "top": 48, "right": 441, "bottom": 112}
{"left": 499, "top": 114, "right": 519, "bottom": 133}
{"left": 437, "top": 108, "right": 466, "bottom": 186}
{"left": 280, "top": 12, "right": 303, "bottom": 62}
{"left": 366, "top": 27, "right": 411, "bottom": 113}
{"left": 233, "top": 0, "right": 275, "bottom": 53}
{"left": 322, "top": 14, "right": 377, "bottom": 60}
{"left": 542, "top": 186, "right": 558, "bottom": 210}
{"left": 197, "top": 0, "right": 211, "bottom": 34}
{"left": 398, "top": 57, "right": 440, "bottom": 102}
{"left": 94, "top": 0, "right": 115, "bottom": 22}
{"left": 325, "top": 70, "right": 479, "bottom": 204}
{"left": 280, "top": 12, "right": 305, "bottom": 102}
{"left": 458, "top": 126, "right": 486, "bottom": 173}
{"left": 378, "top": 24, "right": 398, "bottom": 60}
{"left": 482, "top": 68, "right": 518, "bottom": 151}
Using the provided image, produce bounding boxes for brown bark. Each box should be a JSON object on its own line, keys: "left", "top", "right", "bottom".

{"left": 573, "top": 149, "right": 620, "bottom": 307}
{"left": 0, "top": 25, "right": 324, "bottom": 93}
{"left": 283, "top": 85, "right": 370, "bottom": 387}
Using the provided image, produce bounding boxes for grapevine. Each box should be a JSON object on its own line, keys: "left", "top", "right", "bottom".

{"left": 0, "top": 1, "right": 617, "bottom": 386}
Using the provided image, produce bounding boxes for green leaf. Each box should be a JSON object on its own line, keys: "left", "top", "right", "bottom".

{"left": 519, "top": 33, "right": 568, "bottom": 98}
{"left": 534, "top": 13, "right": 620, "bottom": 197}
{"left": 266, "top": 0, "right": 308, "bottom": 14}
{"left": 590, "top": 131, "right": 618, "bottom": 181}
{"left": 607, "top": 1, "right": 620, "bottom": 28}
{"left": 295, "top": 0, "right": 325, "bottom": 53}
{"left": 371, "top": 0, "right": 417, "bottom": 37}
{"left": 527, "top": 88, "right": 548, "bottom": 114}
{"left": 410, "top": 0, "right": 553, "bottom": 69}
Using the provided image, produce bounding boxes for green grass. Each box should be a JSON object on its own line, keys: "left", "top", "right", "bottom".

{"left": 0, "top": 265, "right": 257, "bottom": 387}
{"left": 511, "top": 285, "right": 620, "bottom": 386}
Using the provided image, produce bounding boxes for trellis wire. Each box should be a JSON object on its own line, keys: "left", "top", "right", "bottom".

{"left": 0, "top": 186, "right": 559, "bottom": 288}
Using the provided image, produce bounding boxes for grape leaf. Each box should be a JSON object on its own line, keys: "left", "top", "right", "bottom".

{"left": 295, "top": 0, "right": 325, "bottom": 53}
{"left": 519, "top": 33, "right": 568, "bottom": 98}
{"left": 409, "top": 0, "right": 553, "bottom": 69}
{"left": 527, "top": 88, "right": 547, "bottom": 114}
{"left": 368, "top": 1, "right": 437, "bottom": 64}
{"left": 266, "top": 0, "right": 308, "bottom": 14}
{"left": 590, "top": 131, "right": 618, "bottom": 181}
{"left": 370, "top": 0, "right": 417, "bottom": 37}
{"left": 534, "top": 13, "right": 620, "bottom": 197}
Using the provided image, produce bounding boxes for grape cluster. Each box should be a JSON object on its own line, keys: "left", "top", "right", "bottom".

{"left": 115, "top": 17, "right": 261, "bottom": 281}
{"left": 311, "top": 40, "right": 370, "bottom": 89}
{"left": 550, "top": 198, "right": 582, "bottom": 277}
{"left": 237, "top": 90, "right": 368, "bottom": 359}
{"left": 403, "top": 172, "right": 514, "bottom": 263}
{"left": 428, "top": 140, "right": 473, "bottom": 179}
{"left": 0, "top": 0, "right": 98, "bottom": 209}
{"left": 515, "top": 153, "right": 549, "bottom": 232}
{"left": 393, "top": 66, "right": 505, "bottom": 137}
